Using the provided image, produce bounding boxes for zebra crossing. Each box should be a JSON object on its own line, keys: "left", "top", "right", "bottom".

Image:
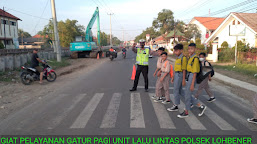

{"left": 10, "top": 92, "right": 257, "bottom": 132}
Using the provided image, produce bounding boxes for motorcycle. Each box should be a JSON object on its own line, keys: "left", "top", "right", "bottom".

{"left": 109, "top": 50, "right": 117, "bottom": 61}
{"left": 20, "top": 60, "right": 57, "bottom": 85}
{"left": 122, "top": 51, "right": 126, "bottom": 59}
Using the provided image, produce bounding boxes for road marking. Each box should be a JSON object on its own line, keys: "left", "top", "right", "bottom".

{"left": 70, "top": 93, "right": 104, "bottom": 128}
{"left": 149, "top": 93, "right": 176, "bottom": 129}
{"left": 198, "top": 99, "right": 236, "bottom": 131}
{"left": 211, "top": 99, "right": 257, "bottom": 131}
{"left": 47, "top": 94, "right": 86, "bottom": 129}
{"left": 100, "top": 93, "right": 121, "bottom": 128}
{"left": 130, "top": 93, "right": 145, "bottom": 128}
{"left": 178, "top": 97, "right": 206, "bottom": 130}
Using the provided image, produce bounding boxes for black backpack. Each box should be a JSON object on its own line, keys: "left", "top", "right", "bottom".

{"left": 191, "top": 58, "right": 214, "bottom": 84}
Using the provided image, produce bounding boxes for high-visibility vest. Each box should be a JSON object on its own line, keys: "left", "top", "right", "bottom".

{"left": 136, "top": 48, "right": 149, "bottom": 66}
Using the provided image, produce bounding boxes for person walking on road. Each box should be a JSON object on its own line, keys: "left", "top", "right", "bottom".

{"left": 130, "top": 39, "right": 151, "bottom": 92}
{"left": 152, "top": 47, "right": 165, "bottom": 100}
{"left": 167, "top": 44, "right": 187, "bottom": 112}
{"left": 154, "top": 52, "right": 172, "bottom": 104}
{"left": 194, "top": 52, "right": 215, "bottom": 102}
{"left": 247, "top": 94, "right": 257, "bottom": 124}
{"left": 177, "top": 43, "right": 207, "bottom": 118}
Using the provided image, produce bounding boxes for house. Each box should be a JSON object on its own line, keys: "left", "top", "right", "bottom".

{"left": 0, "top": 8, "right": 21, "bottom": 49}
{"left": 205, "top": 12, "right": 257, "bottom": 62}
{"left": 189, "top": 17, "right": 225, "bottom": 44}
{"left": 19, "top": 34, "right": 48, "bottom": 49}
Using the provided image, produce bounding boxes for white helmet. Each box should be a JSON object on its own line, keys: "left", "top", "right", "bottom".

{"left": 139, "top": 39, "right": 146, "bottom": 43}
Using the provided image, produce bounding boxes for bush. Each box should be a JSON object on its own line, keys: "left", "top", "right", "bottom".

{"left": 221, "top": 41, "right": 229, "bottom": 48}
{"left": 0, "top": 42, "right": 4, "bottom": 49}
{"left": 218, "top": 48, "right": 234, "bottom": 62}
{"left": 232, "top": 40, "right": 250, "bottom": 52}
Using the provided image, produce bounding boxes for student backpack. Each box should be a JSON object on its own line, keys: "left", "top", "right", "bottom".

{"left": 164, "top": 61, "right": 174, "bottom": 78}
{"left": 191, "top": 58, "right": 214, "bottom": 84}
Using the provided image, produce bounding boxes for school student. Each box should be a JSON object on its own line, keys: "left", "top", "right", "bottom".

{"left": 177, "top": 43, "right": 207, "bottom": 118}
{"left": 152, "top": 47, "right": 165, "bottom": 100}
{"left": 154, "top": 52, "right": 172, "bottom": 104}
{"left": 247, "top": 94, "right": 257, "bottom": 124}
{"left": 194, "top": 52, "right": 216, "bottom": 102}
{"left": 167, "top": 44, "right": 187, "bottom": 111}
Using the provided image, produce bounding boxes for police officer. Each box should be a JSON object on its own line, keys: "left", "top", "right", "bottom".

{"left": 130, "top": 39, "right": 151, "bottom": 92}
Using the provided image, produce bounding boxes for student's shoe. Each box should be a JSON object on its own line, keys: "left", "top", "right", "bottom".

{"left": 151, "top": 95, "right": 157, "bottom": 100}
{"left": 247, "top": 118, "right": 257, "bottom": 124}
{"left": 198, "top": 105, "right": 207, "bottom": 116}
{"left": 177, "top": 111, "right": 189, "bottom": 118}
{"left": 190, "top": 104, "right": 194, "bottom": 108}
{"left": 167, "top": 105, "right": 178, "bottom": 111}
{"left": 162, "top": 100, "right": 171, "bottom": 104}
{"left": 207, "top": 97, "right": 216, "bottom": 103}
{"left": 129, "top": 88, "right": 137, "bottom": 91}
{"left": 154, "top": 97, "right": 163, "bottom": 103}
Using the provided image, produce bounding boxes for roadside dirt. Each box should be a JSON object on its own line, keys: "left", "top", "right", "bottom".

{"left": 0, "top": 57, "right": 108, "bottom": 121}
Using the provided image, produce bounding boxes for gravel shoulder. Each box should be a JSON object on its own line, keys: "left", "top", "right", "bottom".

{"left": 0, "top": 58, "right": 108, "bottom": 121}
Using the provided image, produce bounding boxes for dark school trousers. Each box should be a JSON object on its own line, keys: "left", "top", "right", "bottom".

{"left": 133, "top": 65, "right": 149, "bottom": 90}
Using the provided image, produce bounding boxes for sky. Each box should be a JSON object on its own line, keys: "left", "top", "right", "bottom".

{"left": 1, "top": 0, "right": 256, "bottom": 41}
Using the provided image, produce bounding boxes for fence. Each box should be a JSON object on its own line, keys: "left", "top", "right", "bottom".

{"left": 0, "top": 49, "right": 71, "bottom": 72}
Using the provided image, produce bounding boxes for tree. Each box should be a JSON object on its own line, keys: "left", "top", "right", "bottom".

{"left": 99, "top": 31, "right": 108, "bottom": 46}
{"left": 40, "top": 19, "right": 85, "bottom": 47}
{"left": 221, "top": 41, "right": 229, "bottom": 48}
{"left": 112, "top": 36, "right": 121, "bottom": 46}
{"left": 152, "top": 9, "right": 175, "bottom": 34}
{"left": 184, "top": 24, "right": 201, "bottom": 41}
{"left": 18, "top": 29, "right": 31, "bottom": 39}
{"left": 135, "top": 27, "right": 161, "bottom": 42}
{"left": 0, "top": 42, "right": 4, "bottom": 49}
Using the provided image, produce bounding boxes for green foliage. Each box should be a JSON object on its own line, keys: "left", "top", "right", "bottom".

{"left": 112, "top": 37, "right": 121, "bottom": 46}
{"left": 232, "top": 40, "right": 250, "bottom": 52}
{"left": 18, "top": 29, "right": 32, "bottom": 38}
{"left": 152, "top": 9, "right": 175, "bottom": 34}
{"left": 221, "top": 41, "right": 229, "bottom": 48}
{"left": 184, "top": 24, "right": 201, "bottom": 41}
{"left": 218, "top": 48, "right": 235, "bottom": 62}
{"left": 40, "top": 19, "right": 85, "bottom": 48}
{"left": 99, "top": 31, "right": 108, "bottom": 46}
{"left": 213, "top": 64, "right": 257, "bottom": 78}
{"left": 47, "top": 57, "right": 70, "bottom": 69}
{"left": 135, "top": 27, "right": 160, "bottom": 42}
{"left": 0, "top": 42, "right": 4, "bottom": 49}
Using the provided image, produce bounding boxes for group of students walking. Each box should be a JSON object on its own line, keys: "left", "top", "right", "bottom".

{"left": 152, "top": 43, "right": 215, "bottom": 118}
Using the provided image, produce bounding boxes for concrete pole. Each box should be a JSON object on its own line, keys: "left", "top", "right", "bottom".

{"left": 50, "top": 0, "right": 61, "bottom": 62}
{"left": 108, "top": 13, "right": 114, "bottom": 46}
{"left": 235, "top": 36, "right": 238, "bottom": 64}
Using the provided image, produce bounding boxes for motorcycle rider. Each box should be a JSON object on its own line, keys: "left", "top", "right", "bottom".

{"left": 31, "top": 49, "right": 45, "bottom": 84}
{"left": 122, "top": 47, "right": 127, "bottom": 57}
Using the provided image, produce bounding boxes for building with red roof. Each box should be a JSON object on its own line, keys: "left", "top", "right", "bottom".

{"left": 0, "top": 8, "right": 21, "bottom": 49}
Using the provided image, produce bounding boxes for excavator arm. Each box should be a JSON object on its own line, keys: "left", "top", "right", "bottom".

{"left": 85, "top": 7, "right": 100, "bottom": 46}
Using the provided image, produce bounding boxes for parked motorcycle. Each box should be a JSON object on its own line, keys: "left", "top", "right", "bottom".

{"left": 20, "top": 60, "right": 57, "bottom": 85}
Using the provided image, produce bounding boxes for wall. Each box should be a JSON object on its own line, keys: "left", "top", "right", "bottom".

{"left": 190, "top": 19, "right": 207, "bottom": 43}
{"left": 0, "top": 50, "right": 71, "bottom": 72}
{"left": 216, "top": 18, "right": 256, "bottom": 48}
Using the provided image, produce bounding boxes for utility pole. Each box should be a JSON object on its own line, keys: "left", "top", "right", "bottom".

{"left": 235, "top": 36, "right": 238, "bottom": 64}
{"left": 209, "top": 9, "right": 210, "bottom": 17}
{"left": 107, "top": 13, "right": 114, "bottom": 46}
{"left": 50, "top": 0, "right": 61, "bottom": 62}
{"left": 3, "top": 7, "right": 6, "bottom": 49}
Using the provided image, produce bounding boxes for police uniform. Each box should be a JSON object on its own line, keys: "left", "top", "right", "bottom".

{"left": 155, "top": 57, "right": 165, "bottom": 98}
{"left": 156, "top": 60, "right": 171, "bottom": 100}
{"left": 185, "top": 54, "right": 200, "bottom": 110}
{"left": 132, "top": 48, "right": 149, "bottom": 90}
{"left": 173, "top": 54, "right": 187, "bottom": 106}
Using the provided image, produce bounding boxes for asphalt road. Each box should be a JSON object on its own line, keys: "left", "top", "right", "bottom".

{"left": 0, "top": 49, "right": 256, "bottom": 141}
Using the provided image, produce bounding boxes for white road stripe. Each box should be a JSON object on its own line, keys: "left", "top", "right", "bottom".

{"left": 130, "top": 93, "right": 145, "bottom": 128}
{"left": 149, "top": 93, "right": 176, "bottom": 129}
{"left": 100, "top": 93, "right": 121, "bottom": 128}
{"left": 47, "top": 94, "right": 86, "bottom": 129}
{"left": 70, "top": 93, "right": 104, "bottom": 128}
{"left": 178, "top": 98, "right": 206, "bottom": 130}
{"left": 212, "top": 99, "right": 257, "bottom": 131}
{"left": 198, "top": 99, "right": 236, "bottom": 131}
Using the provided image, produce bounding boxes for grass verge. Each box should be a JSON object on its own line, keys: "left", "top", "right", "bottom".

{"left": 213, "top": 64, "right": 257, "bottom": 78}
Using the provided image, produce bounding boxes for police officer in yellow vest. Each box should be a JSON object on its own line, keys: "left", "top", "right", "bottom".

{"left": 130, "top": 39, "right": 151, "bottom": 92}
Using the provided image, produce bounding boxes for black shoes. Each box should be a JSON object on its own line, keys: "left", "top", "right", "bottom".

{"left": 207, "top": 97, "right": 216, "bottom": 103}
{"left": 129, "top": 88, "right": 137, "bottom": 91}
{"left": 198, "top": 105, "right": 207, "bottom": 116}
